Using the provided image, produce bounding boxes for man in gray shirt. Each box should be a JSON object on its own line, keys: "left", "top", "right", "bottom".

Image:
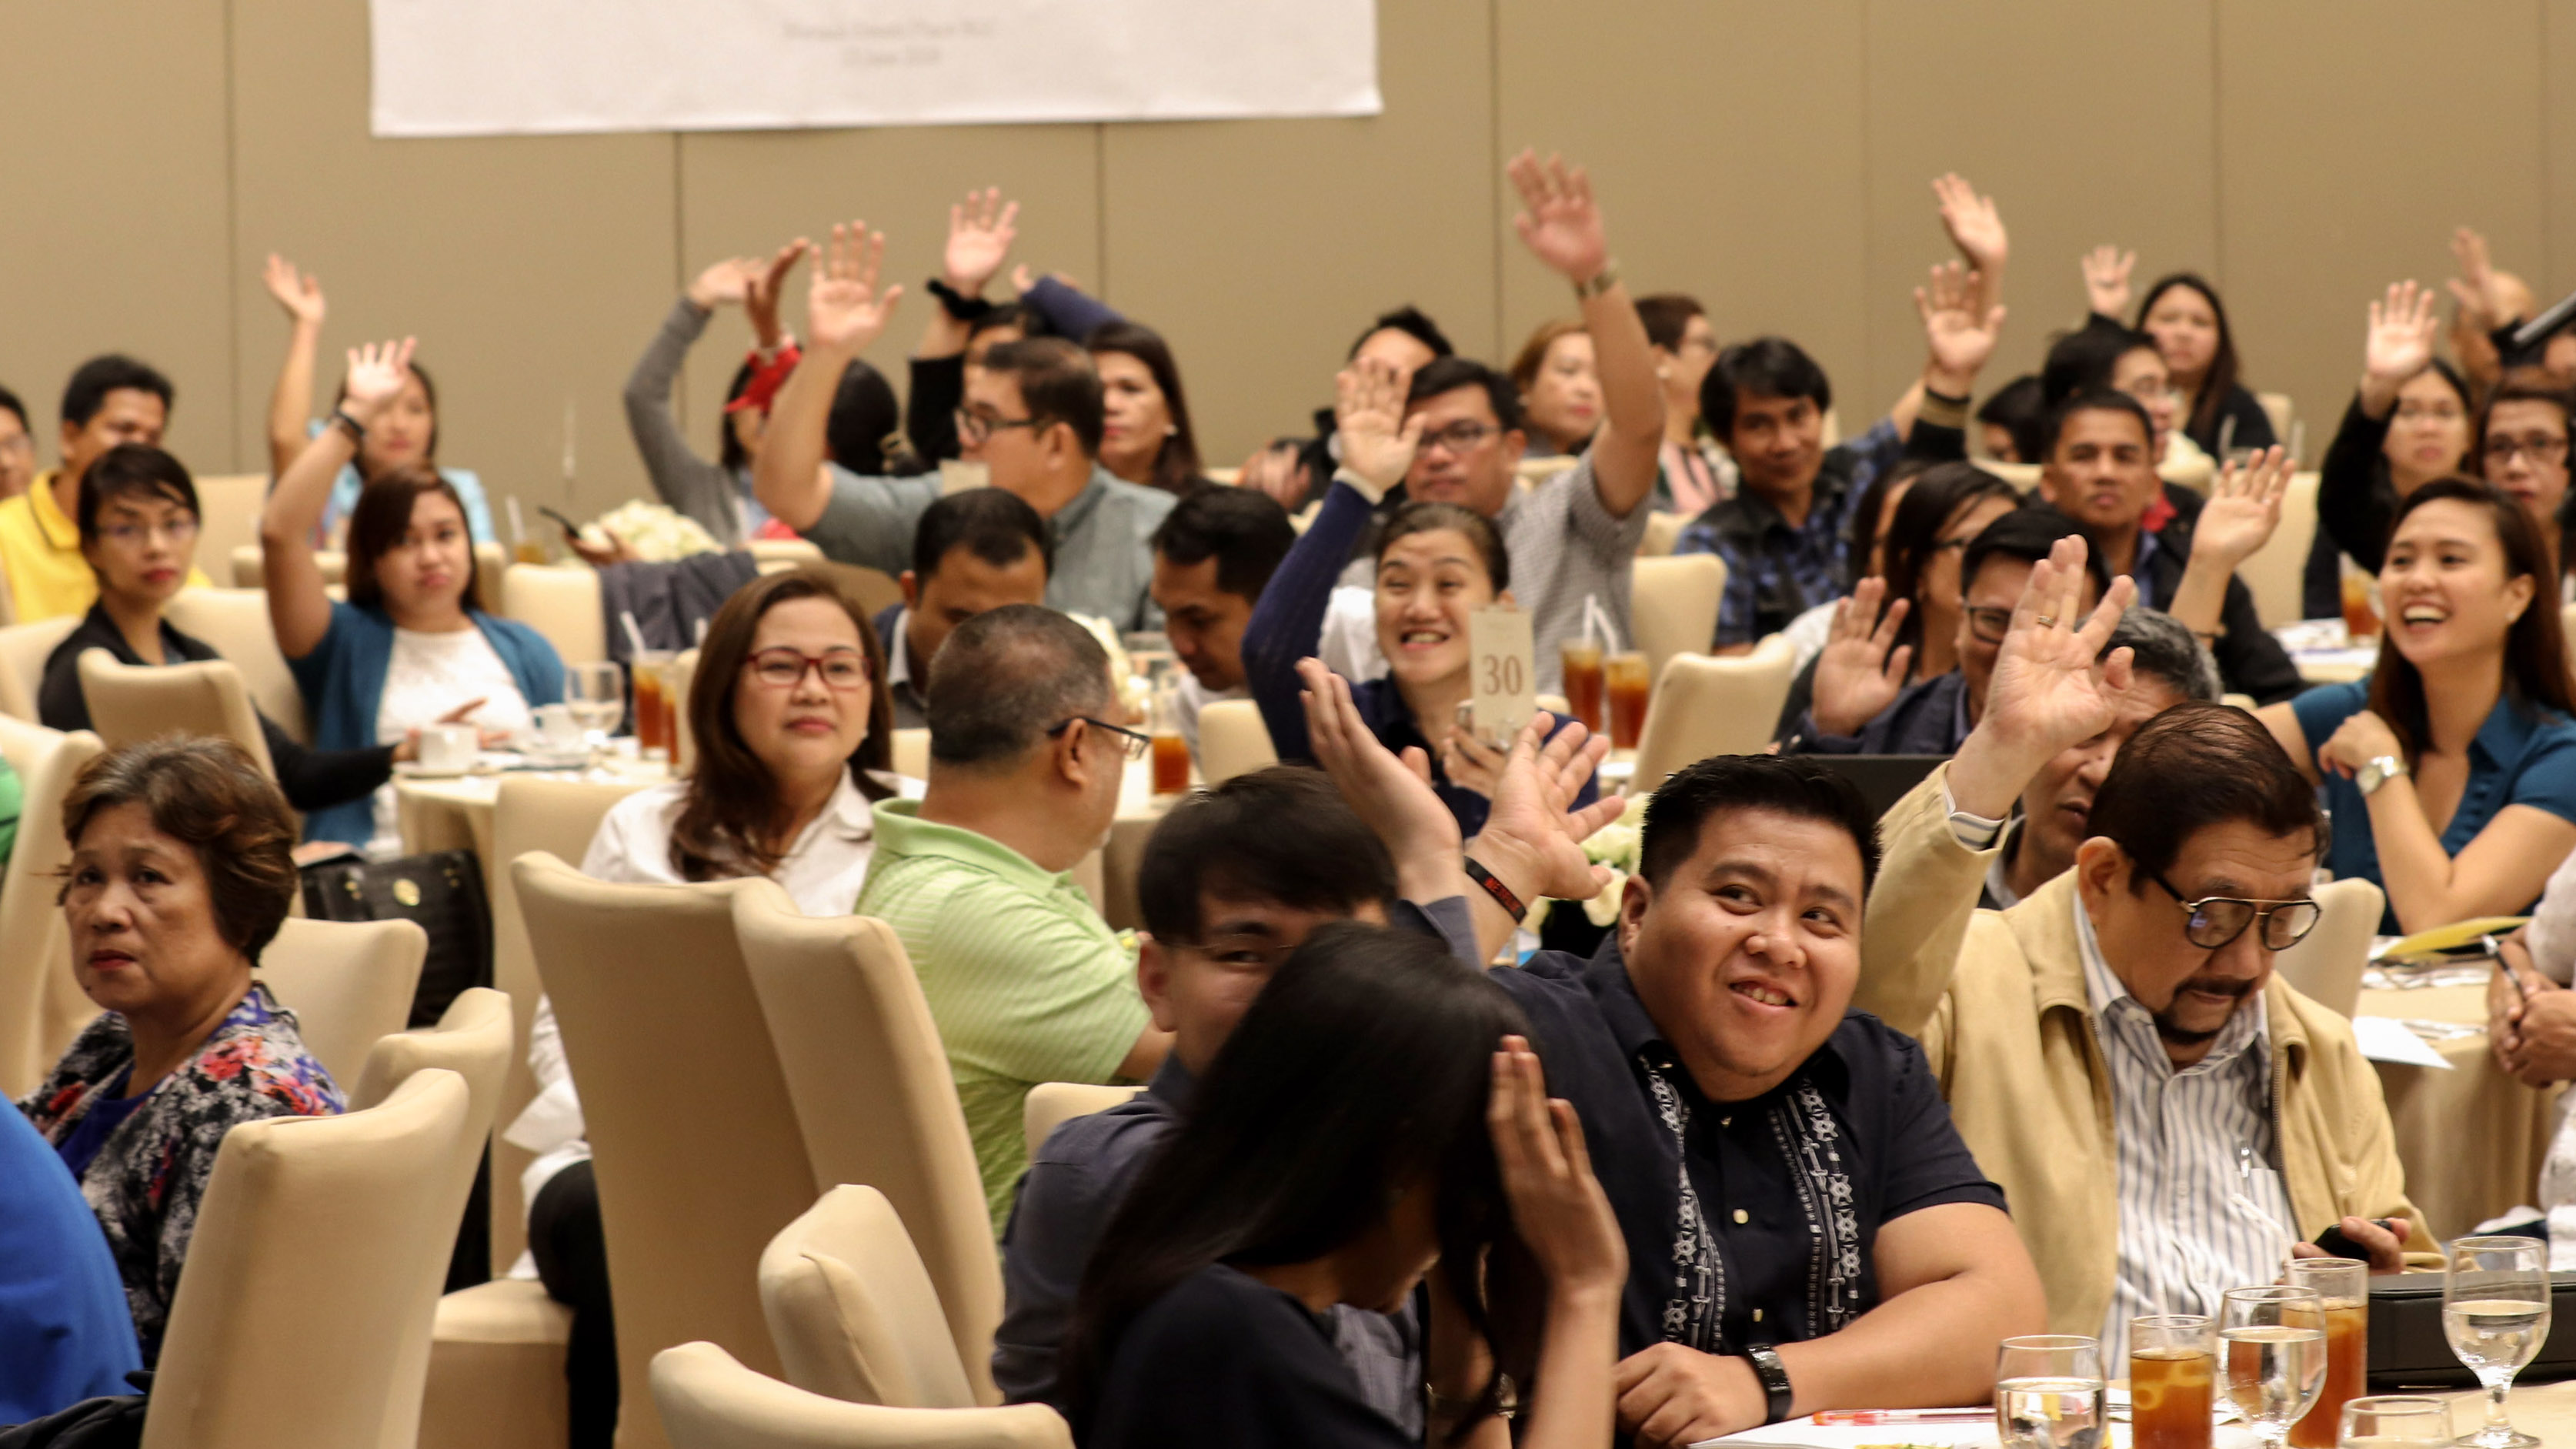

{"left": 754, "top": 224, "right": 1173, "bottom": 630}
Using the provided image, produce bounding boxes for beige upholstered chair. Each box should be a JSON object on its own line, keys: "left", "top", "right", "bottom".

{"left": 1193, "top": 699, "right": 1276, "bottom": 786}
{"left": 811, "top": 562, "right": 904, "bottom": 619}
{"left": 513, "top": 856, "right": 823, "bottom": 1449}
{"left": 2271, "top": 876, "right": 2384, "bottom": 1019}
{"left": 2257, "top": 391, "right": 2297, "bottom": 449}
{"left": 353, "top": 989, "right": 517, "bottom": 1449}
{"left": 0, "top": 715, "right": 104, "bottom": 1095}
{"left": 890, "top": 727, "right": 929, "bottom": 780}
{"left": 759, "top": 1185, "right": 976, "bottom": 1408}
{"left": 165, "top": 586, "right": 310, "bottom": 742}
{"left": 192, "top": 474, "right": 271, "bottom": 576}
{"left": 1022, "top": 1083, "right": 1144, "bottom": 1160}
{"left": 732, "top": 885, "right": 1002, "bottom": 1406}
{"left": 141, "top": 1069, "right": 474, "bottom": 1449}
{"left": 1628, "top": 636, "right": 1797, "bottom": 793}
{"left": 419, "top": 1284, "right": 572, "bottom": 1449}
{"left": 234, "top": 543, "right": 342, "bottom": 590}
{"left": 77, "top": 652, "right": 275, "bottom": 773}
{"left": 255, "top": 916, "right": 429, "bottom": 1088}
{"left": 652, "top": 1343, "right": 1072, "bottom": 1449}
{"left": 670, "top": 648, "right": 701, "bottom": 773}
{"left": 749, "top": 539, "right": 826, "bottom": 569}
{"left": 1630, "top": 553, "right": 1725, "bottom": 693}
{"left": 503, "top": 563, "right": 608, "bottom": 668}
{"left": 1637, "top": 509, "right": 1687, "bottom": 558}
{"left": 2237, "top": 472, "right": 2322, "bottom": 629}
{"left": 0, "top": 614, "right": 78, "bottom": 720}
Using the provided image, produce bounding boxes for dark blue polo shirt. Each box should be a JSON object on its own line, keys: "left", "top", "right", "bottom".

{"left": 1490, "top": 938, "right": 2006, "bottom": 1357}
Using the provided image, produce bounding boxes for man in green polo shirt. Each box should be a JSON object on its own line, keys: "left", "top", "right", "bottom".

{"left": 856, "top": 603, "right": 1168, "bottom": 1231}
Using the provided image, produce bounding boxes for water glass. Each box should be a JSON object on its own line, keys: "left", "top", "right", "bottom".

{"left": 2337, "top": 1395, "right": 2454, "bottom": 1449}
{"left": 564, "top": 662, "right": 625, "bottom": 741}
{"left": 1995, "top": 1334, "right": 2104, "bottom": 1449}
{"left": 2220, "top": 1286, "right": 2329, "bottom": 1449}
{"left": 2443, "top": 1235, "right": 2550, "bottom": 1449}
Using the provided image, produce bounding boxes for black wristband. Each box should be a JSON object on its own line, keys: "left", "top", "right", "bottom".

{"left": 329, "top": 409, "right": 367, "bottom": 444}
{"left": 1463, "top": 856, "right": 1526, "bottom": 921}
{"left": 1922, "top": 385, "right": 1972, "bottom": 406}
{"left": 926, "top": 278, "right": 995, "bottom": 323}
{"left": 1746, "top": 1344, "right": 1794, "bottom": 1424}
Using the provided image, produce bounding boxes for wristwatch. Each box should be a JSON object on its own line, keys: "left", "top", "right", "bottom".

{"left": 1745, "top": 1344, "right": 1795, "bottom": 1424}
{"left": 2357, "top": 755, "right": 2410, "bottom": 796}
{"left": 1573, "top": 259, "right": 1622, "bottom": 300}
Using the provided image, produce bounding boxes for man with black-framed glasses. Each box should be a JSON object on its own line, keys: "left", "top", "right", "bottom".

{"left": 1861, "top": 536, "right": 2428, "bottom": 1354}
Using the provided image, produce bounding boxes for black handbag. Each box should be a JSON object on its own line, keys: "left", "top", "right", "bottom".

{"left": 298, "top": 849, "right": 494, "bottom": 1029}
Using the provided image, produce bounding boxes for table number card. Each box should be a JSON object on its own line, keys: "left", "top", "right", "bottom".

{"left": 1468, "top": 604, "right": 1537, "bottom": 745}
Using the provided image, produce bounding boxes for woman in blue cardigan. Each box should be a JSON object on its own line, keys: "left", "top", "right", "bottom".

{"left": 260, "top": 338, "right": 563, "bottom": 850}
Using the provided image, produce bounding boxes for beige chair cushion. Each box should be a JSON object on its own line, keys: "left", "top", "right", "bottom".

{"left": 889, "top": 728, "right": 929, "bottom": 781}
{"left": 1637, "top": 509, "right": 1687, "bottom": 558}
{"left": 1630, "top": 553, "right": 1725, "bottom": 693}
{"left": 2237, "top": 472, "right": 2321, "bottom": 629}
{"left": 78, "top": 652, "right": 275, "bottom": 775}
{"left": 422, "top": 1280, "right": 572, "bottom": 1449}
{"left": 1193, "top": 699, "right": 1276, "bottom": 786}
{"left": 191, "top": 475, "right": 270, "bottom": 583}
{"left": 1022, "top": 1083, "right": 1144, "bottom": 1160}
{"left": 164, "top": 587, "right": 310, "bottom": 743}
{"left": 0, "top": 716, "right": 103, "bottom": 1096}
{"left": 0, "top": 614, "right": 78, "bottom": 721}
{"left": 2271, "top": 876, "right": 2384, "bottom": 1020}
{"left": 760, "top": 1185, "right": 975, "bottom": 1409}
{"left": 142, "top": 1070, "right": 474, "bottom": 1449}
{"left": 651, "top": 1342, "right": 1073, "bottom": 1449}
{"left": 1630, "top": 636, "right": 1798, "bottom": 792}
{"left": 255, "top": 916, "right": 429, "bottom": 1089}
{"left": 502, "top": 564, "right": 608, "bottom": 668}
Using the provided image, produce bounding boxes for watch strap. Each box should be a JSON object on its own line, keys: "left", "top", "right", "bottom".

{"left": 1572, "top": 259, "right": 1622, "bottom": 300}
{"left": 1746, "top": 1344, "right": 1794, "bottom": 1424}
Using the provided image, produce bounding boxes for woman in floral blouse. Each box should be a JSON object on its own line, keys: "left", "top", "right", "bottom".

{"left": 17, "top": 737, "right": 341, "bottom": 1360}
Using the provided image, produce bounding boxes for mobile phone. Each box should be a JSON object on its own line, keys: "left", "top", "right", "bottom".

{"left": 538, "top": 505, "right": 585, "bottom": 541}
{"left": 2312, "top": 1217, "right": 2400, "bottom": 1258}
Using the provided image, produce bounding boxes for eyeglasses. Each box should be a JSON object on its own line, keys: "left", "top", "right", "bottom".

{"left": 1966, "top": 605, "right": 2014, "bottom": 645}
{"left": 2147, "top": 869, "right": 2322, "bottom": 950}
{"left": 954, "top": 409, "right": 1043, "bottom": 446}
{"left": 2483, "top": 434, "right": 2569, "bottom": 466}
{"left": 97, "top": 516, "right": 199, "bottom": 547}
{"left": 1167, "top": 933, "right": 1298, "bottom": 969}
{"left": 745, "top": 646, "right": 869, "bottom": 690}
{"left": 1046, "top": 715, "right": 1151, "bottom": 762}
{"left": 1416, "top": 421, "right": 1499, "bottom": 455}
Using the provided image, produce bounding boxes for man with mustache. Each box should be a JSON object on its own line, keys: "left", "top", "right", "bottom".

{"left": 1861, "top": 538, "right": 2427, "bottom": 1355}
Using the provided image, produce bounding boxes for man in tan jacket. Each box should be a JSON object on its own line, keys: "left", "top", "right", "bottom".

{"left": 1859, "top": 534, "right": 2426, "bottom": 1352}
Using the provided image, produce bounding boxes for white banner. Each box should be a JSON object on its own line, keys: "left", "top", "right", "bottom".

{"left": 369, "top": 0, "right": 1382, "bottom": 138}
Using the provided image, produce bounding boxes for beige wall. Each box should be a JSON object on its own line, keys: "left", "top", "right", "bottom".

{"left": 0, "top": 0, "right": 2561, "bottom": 524}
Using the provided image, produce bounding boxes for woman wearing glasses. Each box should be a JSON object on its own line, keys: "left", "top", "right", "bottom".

{"left": 512, "top": 567, "right": 906, "bottom": 1449}
{"left": 2258, "top": 480, "right": 2576, "bottom": 934}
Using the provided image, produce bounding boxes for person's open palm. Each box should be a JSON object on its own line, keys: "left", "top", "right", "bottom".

{"left": 744, "top": 239, "right": 806, "bottom": 350}
{"left": 1507, "top": 149, "right": 1610, "bottom": 282}
{"left": 2194, "top": 446, "right": 2291, "bottom": 572}
{"left": 943, "top": 187, "right": 1019, "bottom": 295}
{"left": 1917, "top": 260, "right": 2004, "bottom": 379}
{"left": 688, "top": 256, "right": 759, "bottom": 311}
{"left": 806, "top": 221, "right": 904, "bottom": 353}
{"left": 1477, "top": 710, "right": 1619, "bottom": 903}
{"left": 1933, "top": 172, "right": 2007, "bottom": 273}
{"left": 2364, "top": 281, "right": 2440, "bottom": 391}
{"left": 341, "top": 337, "right": 418, "bottom": 422}
{"left": 2082, "top": 245, "right": 2134, "bottom": 318}
{"left": 1809, "top": 578, "right": 1912, "bottom": 736}
{"left": 1334, "top": 356, "right": 1423, "bottom": 492}
{"left": 1490, "top": 1037, "right": 1626, "bottom": 1297}
{"left": 2448, "top": 225, "right": 2512, "bottom": 329}
{"left": 1980, "top": 536, "right": 2137, "bottom": 760}
{"left": 263, "top": 254, "right": 326, "bottom": 326}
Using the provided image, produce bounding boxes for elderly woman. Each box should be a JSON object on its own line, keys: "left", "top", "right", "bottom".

{"left": 17, "top": 738, "right": 339, "bottom": 1361}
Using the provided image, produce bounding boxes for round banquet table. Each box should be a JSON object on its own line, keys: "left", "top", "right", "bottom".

{"left": 2356, "top": 979, "right": 2564, "bottom": 1240}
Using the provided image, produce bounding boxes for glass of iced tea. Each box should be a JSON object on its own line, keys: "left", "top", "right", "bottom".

{"left": 2131, "top": 1314, "right": 2215, "bottom": 1449}
{"left": 1605, "top": 650, "right": 1651, "bottom": 750}
{"left": 2338, "top": 562, "right": 2380, "bottom": 644}
{"left": 1560, "top": 639, "right": 1606, "bottom": 733}
{"left": 632, "top": 652, "right": 672, "bottom": 758}
{"left": 2337, "top": 1395, "right": 2453, "bottom": 1449}
{"left": 2286, "top": 1258, "right": 2367, "bottom": 1449}
{"left": 1149, "top": 686, "right": 1190, "bottom": 796}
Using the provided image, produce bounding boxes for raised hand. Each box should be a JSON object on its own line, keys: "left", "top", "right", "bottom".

{"left": 1333, "top": 355, "right": 1424, "bottom": 496}
{"left": 2082, "top": 245, "right": 2135, "bottom": 318}
{"left": 1969, "top": 536, "right": 2138, "bottom": 777}
{"left": 1488, "top": 1037, "right": 1626, "bottom": 1299}
{"left": 1507, "top": 149, "right": 1610, "bottom": 285}
{"left": 686, "top": 256, "right": 759, "bottom": 312}
{"left": 2447, "top": 225, "right": 2514, "bottom": 329}
{"left": 1809, "top": 577, "right": 1913, "bottom": 737}
{"left": 942, "top": 187, "right": 1019, "bottom": 296}
{"left": 1236, "top": 442, "right": 1311, "bottom": 508}
{"left": 340, "top": 337, "right": 419, "bottom": 422}
{"left": 2361, "top": 281, "right": 2441, "bottom": 415}
{"left": 2194, "top": 446, "right": 2291, "bottom": 573}
{"left": 1932, "top": 172, "right": 2007, "bottom": 275}
{"left": 806, "top": 221, "right": 904, "bottom": 355}
{"left": 1296, "top": 656, "right": 1462, "bottom": 867}
{"left": 1916, "top": 259, "right": 2006, "bottom": 389}
{"left": 1469, "top": 709, "right": 1620, "bottom": 906}
{"left": 263, "top": 254, "right": 326, "bottom": 327}
{"left": 743, "top": 239, "right": 807, "bottom": 349}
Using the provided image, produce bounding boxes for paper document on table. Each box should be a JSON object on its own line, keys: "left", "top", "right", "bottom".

{"left": 2371, "top": 916, "right": 2529, "bottom": 963}
{"left": 2351, "top": 1015, "right": 2457, "bottom": 1069}
{"left": 1693, "top": 1417, "right": 1994, "bottom": 1449}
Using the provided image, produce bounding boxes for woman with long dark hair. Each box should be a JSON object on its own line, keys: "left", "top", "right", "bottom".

{"left": 2260, "top": 479, "right": 2576, "bottom": 932}
{"left": 2134, "top": 272, "right": 2277, "bottom": 457}
{"left": 2309, "top": 283, "right": 2478, "bottom": 617}
{"left": 1087, "top": 320, "right": 1206, "bottom": 496}
{"left": 1063, "top": 922, "right": 1625, "bottom": 1449}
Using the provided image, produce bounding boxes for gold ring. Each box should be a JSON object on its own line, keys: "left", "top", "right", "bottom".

{"left": 2034, "top": 615, "right": 2057, "bottom": 628}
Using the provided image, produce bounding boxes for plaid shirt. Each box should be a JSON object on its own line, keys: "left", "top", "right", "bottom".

{"left": 1680, "top": 419, "right": 1904, "bottom": 647}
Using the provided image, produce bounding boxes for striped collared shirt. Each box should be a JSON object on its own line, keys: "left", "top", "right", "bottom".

{"left": 2074, "top": 893, "right": 2294, "bottom": 1363}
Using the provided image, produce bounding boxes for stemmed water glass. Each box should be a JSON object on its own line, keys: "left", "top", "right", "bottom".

{"left": 2443, "top": 1236, "right": 2551, "bottom": 1449}
{"left": 2220, "top": 1286, "right": 2329, "bottom": 1449}
{"left": 1994, "top": 1334, "right": 2105, "bottom": 1449}
{"left": 564, "top": 663, "right": 625, "bottom": 746}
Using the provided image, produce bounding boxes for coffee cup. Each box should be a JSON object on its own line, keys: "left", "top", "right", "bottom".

{"left": 417, "top": 723, "right": 478, "bottom": 773}
{"left": 532, "top": 703, "right": 584, "bottom": 753}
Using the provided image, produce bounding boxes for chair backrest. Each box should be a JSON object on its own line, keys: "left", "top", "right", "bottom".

{"left": 889, "top": 728, "right": 929, "bottom": 781}
{"left": 1194, "top": 699, "right": 1276, "bottom": 786}
{"left": 352, "top": 987, "right": 516, "bottom": 1449}
{"left": 2257, "top": 391, "right": 2297, "bottom": 447}
{"left": 78, "top": 652, "right": 276, "bottom": 775}
{"left": 192, "top": 474, "right": 270, "bottom": 577}
{"left": 142, "top": 1069, "right": 473, "bottom": 1449}
{"left": 732, "top": 886, "right": 1002, "bottom": 1407}
{"left": 1638, "top": 509, "right": 1686, "bottom": 558}
{"left": 1022, "top": 1083, "right": 1145, "bottom": 1160}
{"left": 486, "top": 776, "right": 642, "bottom": 1272}
{"left": 0, "top": 715, "right": 104, "bottom": 1097}
{"left": 671, "top": 648, "right": 702, "bottom": 773}
{"left": 1628, "top": 636, "right": 1798, "bottom": 792}
{"left": 2271, "top": 876, "right": 2383, "bottom": 1019}
{"left": 255, "top": 916, "right": 429, "bottom": 1088}
{"left": 515, "top": 855, "right": 822, "bottom": 1449}
{"left": 0, "top": 614, "right": 79, "bottom": 720}
{"left": 2562, "top": 603, "right": 2576, "bottom": 680}
{"left": 234, "top": 544, "right": 345, "bottom": 590}
{"left": 1629, "top": 553, "right": 1725, "bottom": 693}
{"left": 473, "top": 542, "right": 508, "bottom": 615}
{"left": 748, "top": 539, "right": 826, "bottom": 569}
{"left": 652, "top": 1342, "right": 1073, "bottom": 1449}
{"left": 811, "top": 562, "right": 904, "bottom": 619}
{"left": 2237, "top": 472, "right": 2321, "bottom": 629}
{"left": 164, "top": 586, "right": 309, "bottom": 742}
{"left": 759, "top": 1185, "right": 975, "bottom": 1409}
{"left": 502, "top": 563, "right": 608, "bottom": 668}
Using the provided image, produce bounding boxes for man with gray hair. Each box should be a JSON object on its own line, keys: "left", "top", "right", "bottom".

{"left": 855, "top": 603, "right": 1171, "bottom": 1230}
{"left": 1973, "top": 606, "right": 2220, "bottom": 909}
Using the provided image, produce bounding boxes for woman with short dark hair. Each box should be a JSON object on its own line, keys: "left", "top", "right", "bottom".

{"left": 17, "top": 738, "right": 339, "bottom": 1361}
